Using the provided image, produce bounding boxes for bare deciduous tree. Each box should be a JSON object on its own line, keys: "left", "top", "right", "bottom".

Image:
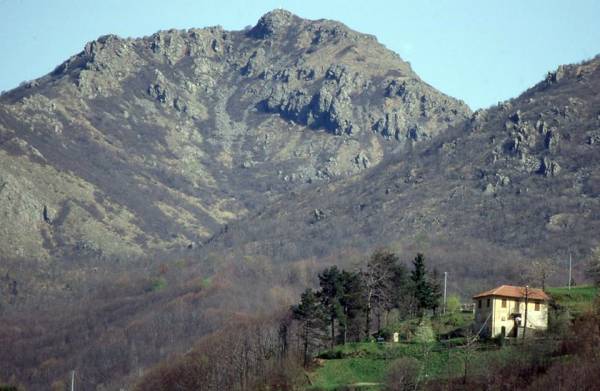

{"left": 524, "top": 258, "right": 558, "bottom": 290}
{"left": 586, "top": 247, "right": 600, "bottom": 286}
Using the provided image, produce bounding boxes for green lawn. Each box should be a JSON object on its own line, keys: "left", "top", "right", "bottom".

{"left": 307, "top": 341, "right": 514, "bottom": 390}
{"left": 308, "top": 356, "right": 386, "bottom": 390}
{"left": 547, "top": 285, "right": 598, "bottom": 315}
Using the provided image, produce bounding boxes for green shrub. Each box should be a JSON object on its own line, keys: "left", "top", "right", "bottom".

{"left": 548, "top": 306, "right": 572, "bottom": 337}
{"left": 378, "top": 329, "right": 392, "bottom": 341}
{"left": 444, "top": 312, "right": 463, "bottom": 327}
{"left": 145, "top": 277, "right": 167, "bottom": 292}
{"left": 446, "top": 294, "right": 461, "bottom": 313}
{"left": 317, "top": 350, "right": 344, "bottom": 359}
{"left": 414, "top": 320, "right": 435, "bottom": 343}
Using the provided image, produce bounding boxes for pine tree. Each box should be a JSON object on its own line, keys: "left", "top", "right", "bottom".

{"left": 410, "top": 253, "right": 434, "bottom": 317}
{"left": 390, "top": 262, "right": 409, "bottom": 313}
{"left": 318, "top": 266, "right": 344, "bottom": 349}
{"left": 430, "top": 268, "right": 443, "bottom": 316}
{"left": 339, "top": 270, "right": 366, "bottom": 344}
{"left": 291, "top": 289, "right": 326, "bottom": 366}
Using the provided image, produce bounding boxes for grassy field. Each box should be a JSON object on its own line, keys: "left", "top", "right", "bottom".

{"left": 307, "top": 311, "right": 499, "bottom": 390}
{"left": 547, "top": 285, "right": 598, "bottom": 315}
{"left": 307, "top": 340, "right": 519, "bottom": 390}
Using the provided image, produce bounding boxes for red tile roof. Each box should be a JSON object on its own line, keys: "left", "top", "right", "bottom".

{"left": 472, "top": 285, "right": 550, "bottom": 301}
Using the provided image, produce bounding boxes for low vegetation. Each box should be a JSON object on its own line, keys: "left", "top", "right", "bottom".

{"left": 548, "top": 285, "right": 598, "bottom": 315}
{"left": 308, "top": 340, "right": 523, "bottom": 390}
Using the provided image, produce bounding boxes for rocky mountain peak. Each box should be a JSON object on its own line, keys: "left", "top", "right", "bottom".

{"left": 0, "top": 10, "right": 470, "bottom": 276}
{"left": 248, "top": 9, "right": 299, "bottom": 38}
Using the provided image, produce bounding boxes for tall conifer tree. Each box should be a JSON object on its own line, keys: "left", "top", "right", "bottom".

{"left": 291, "top": 289, "right": 326, "bottom": 366}
{"left": 411, "top": 253, "right": 434, "bottom": 316}
{"left": 318, "top": 266, "right": 344, "bottom": 349}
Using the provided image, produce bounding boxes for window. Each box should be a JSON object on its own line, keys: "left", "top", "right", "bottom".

{"left": 478, "top": 300, "right": 482, "bottom": 309}
{"left": 502, "top": 298, "right": 507, "bottom": 308}
{"left": 487, "top": 298, "right": 491, "bottom": 308}
{"left": 535, "top": 302, "right": 540, "bottom": 311}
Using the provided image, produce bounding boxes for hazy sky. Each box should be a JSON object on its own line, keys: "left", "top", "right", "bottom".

{"left": 1, "top": 0, "right": 599, "bottom": 109}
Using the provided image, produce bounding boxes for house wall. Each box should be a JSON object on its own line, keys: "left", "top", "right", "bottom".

{"left": 516, "top": 299, "right": 548, "bottom": 332}
{"left": 474, "top": 296, "right": 548, "bottom": 338}
{"left": 473, "top": 297, "right": 494, "bottom": 337}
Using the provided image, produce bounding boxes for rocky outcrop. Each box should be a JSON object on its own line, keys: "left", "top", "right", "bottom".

{"left": 261, "top": 65, "right": 468, "bottom": 138}
{"left": 373, "top": 77, "right": 469, "bottom": 142}
{"left": 260, "top": 63, "right": 363, "bottom": 135}
{"left": 262, "top": 68, "right": 338, "bottom": 132}
{"left": 538, "top": 156, "right": 561, "bottom": 176}
{"left": 247, "top": 9, "right": 298, "bottom": 39}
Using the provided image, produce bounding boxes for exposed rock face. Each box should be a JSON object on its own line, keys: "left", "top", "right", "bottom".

{"left": 538, "top": 156, "right": 561, "bottom": 176}
{"left": 258, "top": 54, "right": 467, "bottom": 139}
{"left": 248, "top": 9, "right": 298, "bottom": 38}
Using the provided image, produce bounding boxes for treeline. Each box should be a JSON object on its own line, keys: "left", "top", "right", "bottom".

{"left": 133, "top": 249, "right": 442, "bottom": 390}
{"left": 292, "top": 250, "right": 442, "bottom": 365}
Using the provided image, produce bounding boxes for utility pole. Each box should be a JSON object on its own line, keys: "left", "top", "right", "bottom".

{"left": 522, "top": 286, "right": 529, "bottom": 340}
{"left": 568, "top": 251, "right": 572, "bottom": 291}
{"left": 71, "top": 370, "right": 75, "bottom": 391}
{"left": 443, "top": 272, "right": 448, "bottom": 315}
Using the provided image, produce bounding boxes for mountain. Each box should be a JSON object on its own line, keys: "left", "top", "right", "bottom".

{"left": 206, "top": 54, "right": 600, "bottom": 294}
{"left": 1, "top": 9, "right": 599, "bottom": 390}
{"left": 0, "top": 9, "right": 468, "bottom": 306}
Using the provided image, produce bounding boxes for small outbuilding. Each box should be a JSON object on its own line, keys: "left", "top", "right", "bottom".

{"left": 472, "top": 285, "right": 549, "bottom": 338}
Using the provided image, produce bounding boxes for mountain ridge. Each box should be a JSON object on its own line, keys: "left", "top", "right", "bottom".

{"left": 0, "top": 9, "right": 469, "bottom": 282}
{"left": 202, "top": 53, "right": 600, "bottom": 288}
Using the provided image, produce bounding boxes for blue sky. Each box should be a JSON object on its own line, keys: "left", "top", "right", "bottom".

{"left": 1, "top": 0, "right": 599, "bottom": 109}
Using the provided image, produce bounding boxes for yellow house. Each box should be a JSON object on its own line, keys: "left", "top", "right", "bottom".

{"left": 472, "top": 285, "right": 550, "bottom": 338}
